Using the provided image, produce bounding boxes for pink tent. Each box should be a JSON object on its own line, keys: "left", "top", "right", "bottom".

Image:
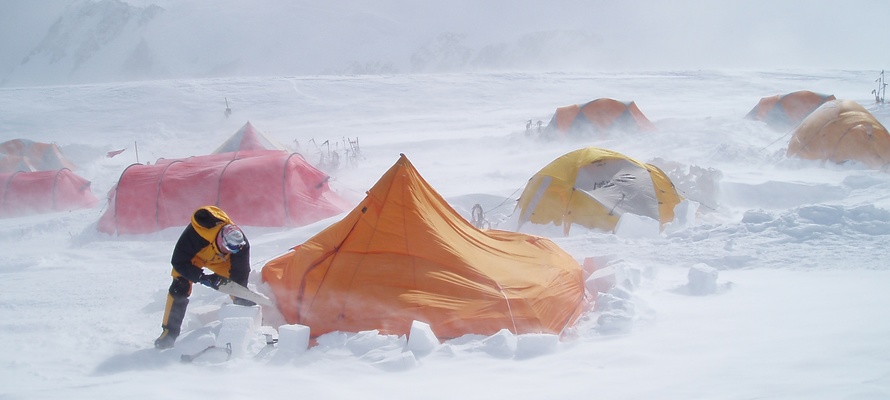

{"left": 212, "top": 122, "right": 288, "bottom": 154}
{"left": 0, "top": 169, "right": 98, "bottom": 217}
{"left": 97, "top": 150, "right": 349, "bottom": 234}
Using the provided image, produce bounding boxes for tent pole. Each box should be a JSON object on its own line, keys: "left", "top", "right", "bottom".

{"left": 135, "top": 141, "right": 139, "bottom": 163}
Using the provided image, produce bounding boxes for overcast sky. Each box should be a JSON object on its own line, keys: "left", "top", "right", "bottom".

{"left": 0, "top": 0, "right": 887, "bottom": 86}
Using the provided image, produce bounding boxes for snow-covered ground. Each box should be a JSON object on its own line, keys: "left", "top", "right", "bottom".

{"left": 2, "top": 69, "right": 889, "bottom": 399}
{"left": 2, "top": 1, "right": 890, "bottom": 399}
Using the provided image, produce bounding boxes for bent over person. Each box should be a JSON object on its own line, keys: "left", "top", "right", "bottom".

{"left": 155, "top": 205, "right": 254, "bottom": 349}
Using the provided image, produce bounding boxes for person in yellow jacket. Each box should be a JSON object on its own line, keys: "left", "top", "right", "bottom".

{"left": 154, "top": 206, "right": 254, "bottom": 349}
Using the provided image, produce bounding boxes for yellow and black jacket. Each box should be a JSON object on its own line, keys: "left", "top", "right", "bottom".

{"left": 170, "top": 206, "right": 250, "bottom": 285}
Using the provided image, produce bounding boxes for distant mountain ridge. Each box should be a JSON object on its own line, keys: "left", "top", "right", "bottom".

{"left": 1, "top": 0, "right": 604, "bottom": 87}
{"left": 4, "top": 0, "right": 881, "bottom": 87}
{"left": 4, "top": 1, "right": 165, "bottom": 86}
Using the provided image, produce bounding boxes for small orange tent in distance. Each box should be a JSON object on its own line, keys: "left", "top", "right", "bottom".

{"left": 212, "top": 121, "right": 289, "bottom": 154}
{"left": 0, "top": 169, "right": 97, "bottom": 217}
{"left": 97, "top": 150, "right": 348, "bottom": 234}
{"left": 746, "top": 90, "right": 836, "bottom": 131}
{"left": 546, "top": 98, "right": 655, "bottom": 138}
{"left": 0, "top": 139, "right": 77, "bottom": 173}
{"left": 786, "top": 99, "right": 890, "bottom": 169}
{"left": 262, "top": 154, "right": 588, "bottom": 340}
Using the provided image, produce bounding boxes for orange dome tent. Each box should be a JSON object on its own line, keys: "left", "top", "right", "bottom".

{"left": 97, "top": 150, "right": 348, "bottom": 234}
{"left": 0, "top": 169, "right": 97, "bottom": 217}
{"left": 786, "top": 99, "right": 890, "bottom": 170}
{"left": 0, "top": 139, "right": 77, "bottom": 173}
{"left": 546, "top": 98, "right": 655, "bottom": 138}
{"left": 261, "top": 154, "right": 588, "bottom": 339}
{"left": 746, "top": 90, "right": 836, "bottom": 131}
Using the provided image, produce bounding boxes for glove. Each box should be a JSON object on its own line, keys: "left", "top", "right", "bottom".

{"left": 197, "top": 273, "right": 226, "bottom": 290}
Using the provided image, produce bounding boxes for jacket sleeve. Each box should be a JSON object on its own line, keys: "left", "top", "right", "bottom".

{"left": 227, "top": 238, "right": 251, "bottom": 286}
{"left": 170, "top": 225, "right": 209, "bottom": 283}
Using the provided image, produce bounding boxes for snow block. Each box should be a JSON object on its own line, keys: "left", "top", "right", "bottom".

{"left": 614, "top": 213, "right": 660, "bottom": 239}
{"left": 688, "top": 263, "right": 718, "bottom": 295}
{"left": 480, "top": 329, "right": 517, "bottom": 359}
{"left": 315, "top": 331, "right": 349, "bottom": 349}
{"left": 346, "top": 330, "right": 404, "bottom": 357}
{"left": 343, "top": 332, "right": 414, "bottom": 371}
{"left": 188, "top": 304, "right": 221, "bottom": 327}
{"left": 219, "top": 303, "right": 262, "bottom": 328}
{"left": 514, "top": 333, "right": 559, "bottom": 360}
{"left": 581, "top": 256, "right": 613, "bottom": 279}
{"left": 585, "top": 265, "right": 616, "bottom": 294}
{"left": 178, "top": 332, "right": 216, "bottom": 355}
{"left": 182, "top": 333, "right": 232, "bottom": 364}
{"left": 408, "top": 320, "right": 439, "bottom": 357}
{"left": 614, "top": 264, "right": 642, "bottom": 291}
{"left": 277, "top": 324, "right": 310, "bottom": 354}
{"left": 610, "top": 285, "right": 634, "bottom": 301}
{"left": 367, "top": 349, "right": 418, "bottom": 372}
{"left": 594, "top": 292, "right": 635, "bottom": 315}
{"left": 581, "top": 256, "right": 597, "bottom": 278}
{"left": 215, "top": 317, "right": 255, "bottom": 358}
{"left": 596, "top": 311, "right": 634, "bottom": 334}
{"left": 665, "top": 199, "right": 698, "bottom": 234}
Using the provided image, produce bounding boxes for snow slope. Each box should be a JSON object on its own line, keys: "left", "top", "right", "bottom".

{"left": 1, "top": 69, "right": 889, "bottom": 399}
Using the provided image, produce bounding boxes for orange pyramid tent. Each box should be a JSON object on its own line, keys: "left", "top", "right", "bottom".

{"left": 0, "top": 139, "right": 77, "bottom": 173}
{"left": 546, "top": 98, "right": 655, "bottom": 138}
{"left": 746, "top": 90, "right": 836, "bottom": 131}
{"left": 212, "top": 122, "right": 289, "bottom": 154}
{"left": 262, "top": 154, "right": 588, "bottom": 339}
{"left": 787, "top": 99, "right": 890, "bottom": 169}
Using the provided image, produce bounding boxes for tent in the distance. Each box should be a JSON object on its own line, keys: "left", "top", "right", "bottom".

{"left": 786, "top": 99, "right": 890, "bottom": 170}
{"left": 0, "top": 139, "right": 78, "bottom": 173}
{"left": 97, "top": 150, "right": 349, "bottom": 234}
{"left": 745, "top": 90, "right": 836, "bottom": 131}
{"left": 545, "top": 98, "right": 655, "bottom": 138}
{"left": 0, "top": 169, "right": 98, "bottom": 218}
{"left": 212, "top": 121, "right": 289, "bottom": 154}
{"left": 515, "top": 146, "right": 682, "bottom": 235}
{"left": 262, "top": 154, "right": 588, "bottom": 340}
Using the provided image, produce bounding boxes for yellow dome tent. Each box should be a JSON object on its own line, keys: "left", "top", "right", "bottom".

{"left": 787, "top": 99, "right": 890, "bottom": 170}
{"left": 515, "top": 147, "right": 682, "bottom": 235}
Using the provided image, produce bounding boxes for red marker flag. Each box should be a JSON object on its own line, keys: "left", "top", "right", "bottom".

{"left": 106, "top": 148, "right": 126, "bottom": 158}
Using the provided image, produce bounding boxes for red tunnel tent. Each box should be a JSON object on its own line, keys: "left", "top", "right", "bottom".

{"left": 97, "top": 150, "right": 348, "bottom": 234}
{"left": 0, "top": 169, "right": 98, "bottom": 218}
